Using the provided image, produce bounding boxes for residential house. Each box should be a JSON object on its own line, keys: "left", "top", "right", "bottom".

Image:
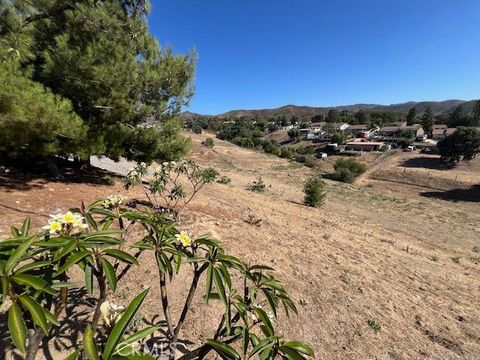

{"left": 402, "top": 124, "right": 425, "bottom": 137}
{"left": 345, "top": 141, "right": 386, "bottom": 152}
{"left": 377, "top": 125, "right": 401, "bottom": 139}
{"left": 331, "top": 123, "right": 350, "bottom": 131}
{"left": 432, "top": 126, "right": 457, "bottom": 140}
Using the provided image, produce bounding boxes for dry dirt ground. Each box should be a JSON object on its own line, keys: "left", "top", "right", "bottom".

{"left": 1, "top": 134, "right": 479, "bottom": 359}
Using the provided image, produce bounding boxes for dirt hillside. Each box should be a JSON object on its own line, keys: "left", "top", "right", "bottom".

{"left": 1, "top": 134, "right": 479, "bottom": 359}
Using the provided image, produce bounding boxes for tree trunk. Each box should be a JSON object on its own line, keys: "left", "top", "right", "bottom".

{"left": 25, "top": 328, "right": 44, "bottom": 360}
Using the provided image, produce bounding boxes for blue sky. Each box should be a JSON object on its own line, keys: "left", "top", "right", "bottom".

{"left": 149, "top": 0, "right": 480, "bottom": 114}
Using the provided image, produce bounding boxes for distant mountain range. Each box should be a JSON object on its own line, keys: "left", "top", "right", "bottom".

{"left": 180, "top": 99, "right": 478, "bottom": 120}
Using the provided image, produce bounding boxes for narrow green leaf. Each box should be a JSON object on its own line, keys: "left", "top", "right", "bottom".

{"left": 21, "top": 218, "right": 31, "bottom": 236}
{"left": 206, "top": 339, "right": 240, "bottom": 360}
{"left": 83, "top": 324, "right": 99, "bottom": 360}
{"left": 65, "top": 349, "right": 81, "bottom": 360}
{"left": 103, "top": 288, "right": 150, "bottom": 360}
{"left": 85, "top": 213, "right": 98, "bottom": 231}
{"left": 11, "top": 274, "right": 56, "bottom": 295}
{"left": 205, "top": 264, "right": 213, "bottom": 302}
{"left": 101, "top": 257, "right": 117, "bottom": 292}
{"left": 85, "top": 263, "right": 93, "bottom": 295}
{"left": 43, "top": 307, "right": 60, "bottom": 326}
{"left": 56, "top": 250, "right": 91, "bottom": 275}
{"left": 5, "top": 236, "right": 36, "bottom": 274}
{"left": 8, "top": 303, "right": 27, "bottom": 354}
{"left": 283, "top": 342, "right": 314, "bottom": 357}
{"left": 279, "top": 346, "right": 307, "bottom": 360}
{"left": 116, "top": 326, "right": 157, "bottom": 354}
{"left": 254, "top": 308, "right": 274, "bottom": 337}
{"left": 18, "top": 295, "right": 49, "bottom": 335}
{"left": 103, "top": 249, "right": 139, "bottom": 265}
{"left": 242, "top": 327, "right": 249, "bottom": 355}
{"left": 213, "top": 267, "right": 227, "bottom": 306}
{"left": 16, "top": 261, "right": 51, "bottom": 274}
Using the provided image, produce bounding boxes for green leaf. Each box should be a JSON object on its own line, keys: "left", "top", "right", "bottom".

{"left": 21, "top": 218, "right": 31, "bottom": 236}
{"left": 85, "top": 263, "right": 93, "bottom": 295}
{"left": 115, "top": 326, "right": 157, "bottom": 355}
{"left": 65, "top": 349, "right": 81, "bottom": 360}
{"left": 11, "top": 226, "right": 21, "bottom": 238}
{"left": 262, "top": 289, "right": 278, "bottom": 318}
{"left": 56, "top": 250, "right": 91, "bottom": 275}
{"left": 283, "top": 342, "right": 314, "bottom": 357}
{"left": 101, "top": 257, "right": 117, "bottom": 292}
{"left": 53, "top": 239, "right": 77, "bottom": 260}
{"left": 205, "top": 264, "right": 213, "bottom": 302}
{"left": 255, "top": 308, "right": 274, "bottom": 337}
{"left": 83, "top": 324, "right": 99, "bottom": 360}
{"left": 213, "top": 267, "right": 227, "bottom": 306}
{"left": 43, "top": 307, "right": 60, "bottom": 326}
{"left": 103, "top": 288, "right": 150, "bottom": 360}
{"left": 18, "top": 295, "right": 49, "bottom": 335}
{"left": 8, "top": 303, "right": 27, "bottom": 354}
{"left": 249, "top": 338, "right": 274, "bottom": 358}
{"left": 11, "top": 274, "right": 56, "bottom": 295}
{"left": 279, "top": 346, "right": 308, "bottom": 360}
{"left": 103, "top": 249, "right": 139, "bottom": 265}
{"left": 85, "top": 213, "right": 98, "bottom": 231}
{"left": 16, "top": 261, "right": 51, "bottom": 274}
{"left": 5, "top": 236, "right": 36, "bottom": 274}
{"left": 242, "top": 327, "right": 249, "bottom": 355}
{"left": 206, "top": 339, "right": 240, "bottom": 360}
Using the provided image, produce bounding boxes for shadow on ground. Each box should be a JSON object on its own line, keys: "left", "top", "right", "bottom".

{"left": 420, "top": 184, "right": 480, "bottom": 202}
{"left": 0, "top": 160, "right": 119, "bottom": 192}
{"left": 400, "top": 156, "right": 456, "bottom": 170}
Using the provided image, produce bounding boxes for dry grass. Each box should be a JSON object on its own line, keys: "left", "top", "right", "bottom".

{"left": 1, "top": 135, "right": 479, "bottom": 359}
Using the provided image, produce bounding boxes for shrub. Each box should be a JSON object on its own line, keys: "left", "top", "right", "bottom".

{"left": 202, "top": 137, "right": 215, "bottom": 148}
{"left": 288, "top": 128, "right": 300, "bottom": 140}
{"left": 303, "top": 177, "right": 326, "bottom": 207}
{"left": 216, "top": 175, "right": 231, "bottom": 184}
{"left": 192, "top": 125, "right": 203, "bottom": 134}
{"left": 280, "top": 146, "right": 295, "bottom": 159}
{"left": 329, "top": 158, "right": 366, "bottom": 183}
{"left": 303, "top": 155, "right": 317, "bottom": 168}
{"left": 249, "top": 176, "right": 266, "bottom": 193}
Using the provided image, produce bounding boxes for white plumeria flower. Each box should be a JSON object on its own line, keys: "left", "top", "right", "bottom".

{"left": 42, "top": 221, "right": 62, "bottom": 235}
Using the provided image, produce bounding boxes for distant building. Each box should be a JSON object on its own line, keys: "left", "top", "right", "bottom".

{"left": 345, "top": 141, "right": 386, "bottom": 152}
{"left": 402, "top": 124, "right": 425, "bottom": 137}
{"left": 377, "top": 126, "right": 401, "bottom": 139}
{"left": 432, "top": 126, "right": 457, "bottom": 140}
{"left": 331, "top": 123, "right": 350, "bottom": 131}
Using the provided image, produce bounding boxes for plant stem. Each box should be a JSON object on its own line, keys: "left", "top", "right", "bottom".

{"left": 91, "top": 262, "right": 107, "bottom": 331}
{"left": 25, "top": 329, "right": 44, "bottom": 360}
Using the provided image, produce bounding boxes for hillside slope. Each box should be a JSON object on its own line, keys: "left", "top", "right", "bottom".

{"left": 1, "top": 135, "right": 479, "bottom": 359}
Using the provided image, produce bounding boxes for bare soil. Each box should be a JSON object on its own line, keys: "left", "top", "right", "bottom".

{"left": 1, "top": 135, "right": 479, "bottom": 359}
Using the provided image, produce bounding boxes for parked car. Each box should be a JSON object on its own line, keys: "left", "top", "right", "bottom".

{"left": 404, "top": 145, "right": 416, "bottom": 152}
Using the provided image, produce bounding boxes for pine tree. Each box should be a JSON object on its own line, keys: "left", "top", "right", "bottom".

{"left": 421, "top": 106, "right": 434, "bottom": 135}
{"left": 0, "top": 0, "right": 195, "bottom": 165}
{"left": 406, "top": 107, "right": 417, "bottom": 125}
{"left": 471, "top": 100, "right": 480, "bottom": 126}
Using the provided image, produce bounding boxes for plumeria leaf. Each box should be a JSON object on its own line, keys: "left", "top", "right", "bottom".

{"left": 11, "top": 274, "right": 56, "bottom": 295}
{"left": 21, "top": 218, "right": 31, "bottom": 236}
{"left": 8, "top": 303, "right": 27, "bottom": 354}
{"left": 103, "top": 249, "right": 139, "bottom": 265}
{"left": 5, "top": 236, "right": 36, "bottom": 274}
{"left": 103, "top": 288, "right": 150, "bottom": 360}
{"left": 18, "top": 295, "right": 49, "bottom": 335}
{"left": 282, "top": 342, "right": 314, "bottom": 357}
{"left": 16, "top": 261, "right": 51, "bottom": 274}
{"left": 206, "top": 339, "right": 240, "bottom": 360}
{"left": 101, "top": 257, "right": 117, "bottom": 292}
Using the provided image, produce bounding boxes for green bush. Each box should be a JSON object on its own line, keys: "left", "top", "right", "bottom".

{"left": 202, "top": 137, "right": 215, "bottom": 148}
{"left": 303, "top": 177, "right": 326, "bottom": 207}
{"left": 329, "top": 158, "right": 367, "bottom": 183}
{"left": 192, "top": 125, "right": 203, "bottom": 134}
{"left": 280, "top": 146, "right": 295, "bottom": 159}
{"left": 249, "top": 176, "right": 266, "bottom": 193}
{"left": 216, "top": 175, "right": 231, "bottom": 184}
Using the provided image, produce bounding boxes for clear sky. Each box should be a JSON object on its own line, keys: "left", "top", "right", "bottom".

{"left": 149, "top": 0, "right": 480, "bottom": 114}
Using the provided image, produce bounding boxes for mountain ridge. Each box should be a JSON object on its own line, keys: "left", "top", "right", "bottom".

{"left": 181, "top": 99, "right": 477, "bottom": 120}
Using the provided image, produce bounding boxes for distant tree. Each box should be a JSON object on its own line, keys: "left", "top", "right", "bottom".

{"left": 447, "top": 105, "right": 469, "bottom": 127}
{"left": 279, "top": 116, "right": 290, "bottom": 127}
{"left": 406, "top": 107, "right": 417, "bottom": 125}
{"left": 303, "top": 177, "right": 326, "bottom": 207}
{"left": 326, "top": 109, "right": 339, "bottom": 123}
{"left": 421, "top": 107, "right": 434, "bottom": 135}
{"left": 438, "top": 127, "right": 480, "bottom": 162}
{"left": 288, "top": 128, "right": 301, "bottom": 140}
{"left": 354, "top": 110, "right": 370, "bottom": 125}
{"left": 396, "top": 129, "right": 416, "bottom": 148}
{"left": 472, "top": 100, "right": 480, "bottom": 126}
{"left": 311, "top": 114, "right": 325, "bottom": 123}
{"left": 192, "top": 125, "right": 203, "bottom": 134}
{"left": 331, "top": 131, "right": 348, "bottom": 144}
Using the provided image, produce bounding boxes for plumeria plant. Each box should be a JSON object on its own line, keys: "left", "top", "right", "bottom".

{"left": 2, "top": 190, "right": 313, "bottom": 359}
{"left": 124, "top": 160, "right": 218, "bottom": 220}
